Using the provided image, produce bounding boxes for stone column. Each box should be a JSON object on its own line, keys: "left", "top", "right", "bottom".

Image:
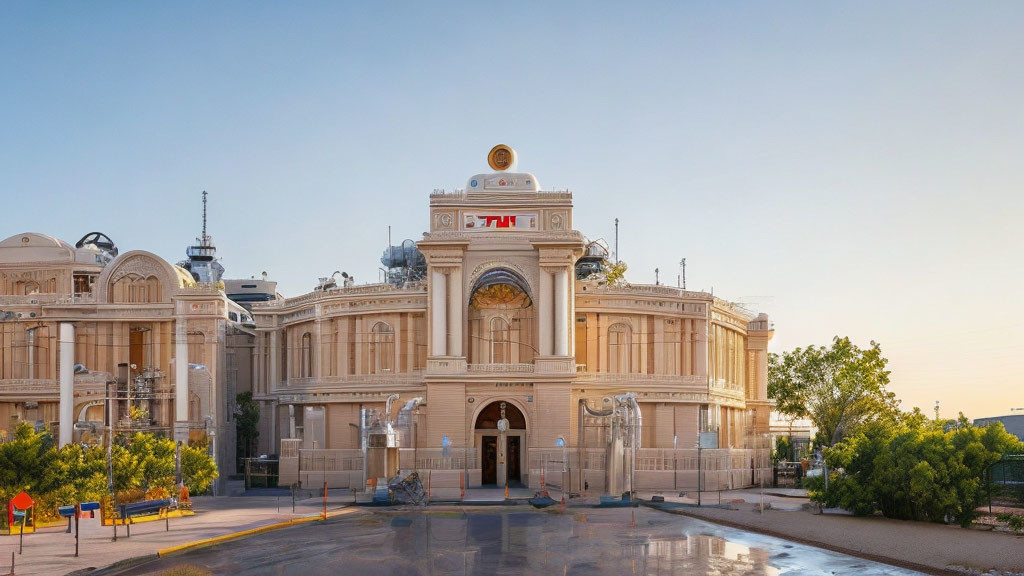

{"left": 58, "top": 323, "right": 74, "bottom": 447}
{"left": 269, "top": 330, "right": 279, "bottom": 390}
{"left": 431, "top": 269, "right": 447, "bottom": 356}
{"left": 538, "top": 269, "right": 553, "bottom": 356}
{"left": 27, "top": 328, "right": 35, "bottom": 380}
{"left": 448, "top": 267, "right": 463, "bottom": 356}
{"left": 175, "top": 319, "right": 189, "bottom": 441}
{"left": 288, "top": 404, "right": 296, "bottom": 439}
{"left": 696, "top": 321, "right": 708, "bottom": 380}
{"left": 554, "top": 268, "right": 569, "bottom": 357}
{"left": 254, "top": 332, "right": 264, "bottom": 395}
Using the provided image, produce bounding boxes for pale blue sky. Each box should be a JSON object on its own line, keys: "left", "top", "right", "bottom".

{"left": 2, "top": 2, "right": 1022, "bottom": 419}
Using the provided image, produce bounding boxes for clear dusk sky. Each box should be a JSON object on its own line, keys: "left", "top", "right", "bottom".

{"left": 2, "top": 2, "right": 1022, "bottom": 420}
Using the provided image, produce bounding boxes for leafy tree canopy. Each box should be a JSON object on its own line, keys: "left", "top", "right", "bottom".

{"left": 235, "top": 392, "right": 260, "bottom": 458}
{"left": 811, "top": 416, "right": 1024, "bottom": 526}
{"left": 769, "top": 336, "right": 900, "bottom": 447}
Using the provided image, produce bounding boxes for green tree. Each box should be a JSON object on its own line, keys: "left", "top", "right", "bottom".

{"left": 108, "top": 439, "right": 143, "bottom": 492}
{"left": 181, "top": 441, "right": 218, "bottom": 494}
{"left": 51, "top": 443, "right": 109, "bottom": 505}
{"left": 0, "top": 422, "right": 57, "bottom": 501}
{"left": 235, "top": 392, "right": 260, "bottom": 460}
{"left": 773, "top": 436, "right": 793, "bottom": 462}
{"left": 812, "top": 417, "right": 1024, "bottom": 526}
{"left": 768, "top": 336, "right": 899, "bottom": 447}
{"left": 126, "top": 433, "right": 176, "bottom": 492}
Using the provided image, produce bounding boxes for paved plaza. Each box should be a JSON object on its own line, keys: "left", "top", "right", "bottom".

{"left": 0, "top": 492, "right": 355, "bottom": 576}
{"left": 107, "top": 506, "right": 927, "bottom": 576}
{"left": 2, "top": 489, "right": 1021, "bottom": 575}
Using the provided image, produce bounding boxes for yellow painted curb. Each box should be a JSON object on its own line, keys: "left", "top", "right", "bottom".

{"left": 157, "top": 507, "right": 356, "bottom": 557}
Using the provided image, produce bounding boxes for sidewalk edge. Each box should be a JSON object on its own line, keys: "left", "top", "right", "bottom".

{"left": 157, "top": 507, "right": 355, "bottom": 557}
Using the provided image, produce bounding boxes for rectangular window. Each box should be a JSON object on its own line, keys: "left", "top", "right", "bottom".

{"left": 73, "top": 273, "right": 95, "bottom": 295}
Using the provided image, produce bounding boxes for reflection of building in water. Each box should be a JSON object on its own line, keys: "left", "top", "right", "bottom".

{"left": 253, "top": 146, "right": 776, "bottom": 494}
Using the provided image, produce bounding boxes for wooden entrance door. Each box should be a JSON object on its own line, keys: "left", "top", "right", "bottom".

{"left": 507, "top": 436, "right": 521, "bottom": 485}
{"left": 482, "top": 436, "right": 498, "bottom": 485}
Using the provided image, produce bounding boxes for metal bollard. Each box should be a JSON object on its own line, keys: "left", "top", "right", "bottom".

{"left": 75, "top": 504, "right": 81, "bottom": 557}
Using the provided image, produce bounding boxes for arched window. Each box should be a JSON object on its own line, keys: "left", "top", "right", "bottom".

{"left": 134, "top": 277, "right": 147, "bottom": 303}
{"left": 146, "top": 276, "right": 162, "bottom": 302}
{"left": 608, "top": 323, "right": 632, "bottom": 374}
{"left": 300, "top": 332, "right": 313, "bottom": 378}
{"left": 370, "top": 322, "right": 394, "bottom": 374}
{"left": 490, "top": 317, "right": 510, "bottom": 364}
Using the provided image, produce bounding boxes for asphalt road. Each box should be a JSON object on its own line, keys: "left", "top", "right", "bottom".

{"left": 112, "top": 506, "right": 926, "bottom": 576}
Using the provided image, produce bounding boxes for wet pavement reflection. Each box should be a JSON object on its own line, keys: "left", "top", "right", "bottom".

{"left": 123, "top": 507, "right": 925, "bottom": 575}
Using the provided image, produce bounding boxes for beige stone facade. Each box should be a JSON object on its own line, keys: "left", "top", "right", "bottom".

{"left": 257, "top": 150, "right": 775, "bottom": 494}
{"left": 0, "top": 232, "right": 253, "bottom": 486}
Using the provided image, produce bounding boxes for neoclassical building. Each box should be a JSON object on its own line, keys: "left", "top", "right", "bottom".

{"left": 255, "top": 146, "right": 775, "bottom": 493}
{"left": 0, "top": 229, "right": 254, "bottom": 488}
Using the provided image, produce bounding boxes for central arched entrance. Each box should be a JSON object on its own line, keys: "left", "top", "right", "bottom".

{"left": 474, "top": 400, "right": 526, "bottom": 486}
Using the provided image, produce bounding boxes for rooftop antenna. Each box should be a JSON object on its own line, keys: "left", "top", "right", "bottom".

{"left": 654, "top": 268, "right": 659, "bottom": 285}
{"left": 678, "top": 258, "right": 686, "bottom": 289}
{"left": 201, "top": 190, "right": 208, "bottom": 242}
{"left": 614, "top": 218, "right": 620, "bottom": 264}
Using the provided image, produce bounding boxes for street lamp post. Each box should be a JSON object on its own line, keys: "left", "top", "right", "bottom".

{"left": 673, "top": 435, "right": 678, "bottom": 492}
{"left": 696, "top": 440, "right": 702, "bottom": 507}
{"left": 497, "top": 402, "right": 509, "bottom": 491}
{"left": 760, "top": 434, "right": 768, "bottom": 514}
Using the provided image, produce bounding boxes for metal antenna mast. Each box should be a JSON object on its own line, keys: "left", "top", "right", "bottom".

{"left": 679, "top": 258, "right": 686, "bottom": 290}
{"left": 614, "top": 218, "right": 619, "bottom": 264}
{"left": 201, "top": 190, "right": 208, "bottom": 241}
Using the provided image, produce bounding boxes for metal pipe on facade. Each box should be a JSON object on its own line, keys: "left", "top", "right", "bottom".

{"left": 398, "top": 397, "right": 423, "bottom": 459}
{"left": 578, "top": 400, "right": 585, "bottom": 493}
{"left": 384, "top": 393, "right": 401, "bottom": 426}
{"left": 613, "top": 393, "right": 642, "bottom": 496}
{"left": 577, "top": 399, "right": 615, "bottom": 493}
{"left": 360, "top": 408, "right": 370, "bottom": 488}
{"left": 27, "top": 328, "right": 34, "bottom": 380}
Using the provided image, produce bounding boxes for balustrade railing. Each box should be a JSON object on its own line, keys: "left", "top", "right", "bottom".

{"left": 466, "top": 363, "right": 534, "bottom": 374}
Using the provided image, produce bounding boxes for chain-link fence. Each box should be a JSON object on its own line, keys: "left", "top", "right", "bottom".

{"left": 989, "top": 455, "right": 1024, "bottom": 510}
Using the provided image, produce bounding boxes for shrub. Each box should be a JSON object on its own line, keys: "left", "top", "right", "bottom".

{"left": 2, "top": 431, "right": 218, "bottom": 521}
{"left": 813, "top": 415, "right": 1024, "bottom": 526}
{"left": 997, "top": 513, "right": 1024, "bottom": 532}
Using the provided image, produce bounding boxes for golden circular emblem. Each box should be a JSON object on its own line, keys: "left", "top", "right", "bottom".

{"left": 488, "top": 144, "right": 515, "bottom": 171}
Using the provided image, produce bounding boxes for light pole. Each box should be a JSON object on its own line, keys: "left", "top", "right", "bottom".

{"left": 760, "top": 433, "right": 768, "bottom": 514}
{"left": 673, "top": 435, "right": 678, "bottom": 492}
{"left": 696, "top": 440, "right": 702, "bottom": 506}
{"left": 497, "top": 402, "right": 509, "bottom": 491}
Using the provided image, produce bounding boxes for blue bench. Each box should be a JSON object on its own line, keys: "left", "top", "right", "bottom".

{"left": 118, "top": 498, "right": 175, "bottom": 520}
